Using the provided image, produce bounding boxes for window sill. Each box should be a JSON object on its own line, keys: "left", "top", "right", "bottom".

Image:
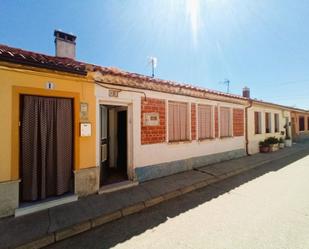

{"left": 168, "top": 140, "right": 191, "bottom": 145}
{"left": 220, "top": 136, "right": 233, "bottom": 139}
{"left": 198, "top": 137, "right": 215, "bottom": 142}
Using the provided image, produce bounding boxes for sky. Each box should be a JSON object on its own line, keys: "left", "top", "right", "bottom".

{"left": 0, "top": 0, "right": 309, "bottom": 109}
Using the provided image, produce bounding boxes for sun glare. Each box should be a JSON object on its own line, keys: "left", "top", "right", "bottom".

{"left": 186, "top": 0, "right": 201, "bottom": 46}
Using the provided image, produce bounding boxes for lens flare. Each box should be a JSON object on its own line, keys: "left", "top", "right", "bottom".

{"left": 186, "top": 0, "right": 201, "bottom": 46}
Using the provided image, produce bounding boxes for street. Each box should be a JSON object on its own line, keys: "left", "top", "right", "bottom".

{"left": 48, "top": 148, "right": 309, "bottom": 249}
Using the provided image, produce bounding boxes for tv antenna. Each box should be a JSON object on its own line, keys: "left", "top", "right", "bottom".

{"left": 148, "top": 57, "right": 157, "bottom": 78}
{"left": 219, "top": 79, "right": 230, "bottom": 93}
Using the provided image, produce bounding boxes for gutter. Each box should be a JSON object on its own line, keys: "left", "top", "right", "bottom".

{"left": 245, "top": 99, "right": 253, "bottom": 156}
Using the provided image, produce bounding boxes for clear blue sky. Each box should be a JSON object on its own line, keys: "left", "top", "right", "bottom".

{"left": 1, "top": 0, "right": 309, "bottom": 109}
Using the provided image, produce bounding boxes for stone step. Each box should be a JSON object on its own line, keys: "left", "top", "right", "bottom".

{"left": 15, "top": 194, "right": 78, "bottom": 217}
{"left": 99, "top": 180, "right": 138, "bottom": 194}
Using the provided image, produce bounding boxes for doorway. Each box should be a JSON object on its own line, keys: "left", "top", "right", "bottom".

{"left": 291, "top": 117, "right": 296, "bottom": 137}
{"left": 100, "top": 105, "right": 128, "bottom": 185}
{"left": 19, "top": 95, "right": 74, "bottom": 203}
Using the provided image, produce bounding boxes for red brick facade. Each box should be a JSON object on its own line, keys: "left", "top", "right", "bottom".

{"left": 141, "top": 98, "right": 166, "bottom": 144}
{"left": 191, "top": 103, "right": 196, "bottom": 140}
{"left": 215, "top": 106, "right": 219, "bottom": 137}
{"left": 233, "top": 108, "right": 244, "bottom": 136}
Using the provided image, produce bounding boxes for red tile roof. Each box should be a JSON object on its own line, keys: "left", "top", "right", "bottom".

{"left": 94, "top": 66, "right": 248, "bottom": 101}
{"left": 0, "top": 44, "right": 87, "bottom": 75}
{"left": 4, "top": 43, "right": 305, "bottom": 109}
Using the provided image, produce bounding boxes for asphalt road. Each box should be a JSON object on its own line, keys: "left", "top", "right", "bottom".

{"left": 48, "top": 149, "right": 309, "bottom": 249}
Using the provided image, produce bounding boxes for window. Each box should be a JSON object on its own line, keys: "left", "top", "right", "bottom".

{"left": 254, "top": 112, "right": 262, "bottom": 134}
{"left": 299, "top": 116, "right": 305, "bottom": 131}
{"left": 220, "top": 107, "right": 232, "bottom": 137}
{"left": 168, "top": 101, "right": 189, "bottom": 141}
{"left": 198, "top": 105, "right": 212, "bottom": 139}
{"left": 274, "top": 113, "right": 279, "bottom": 133}
{"left": 265, "top": 112, "right": 271, "bottom": 133}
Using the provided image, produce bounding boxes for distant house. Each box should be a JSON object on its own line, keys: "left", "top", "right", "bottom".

{"left": 246, "top": 99, "right": 293, "bottom": 154}
{"left": 291, "top": 110, "right": 309, "bottom": 141}
{"left": 0, "top": 30, "right": 307, "bottom": 219}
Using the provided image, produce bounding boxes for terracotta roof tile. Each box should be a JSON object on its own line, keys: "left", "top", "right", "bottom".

{"left": 0, "top": 44, "right": 87, "bottom": 75}
{"left": 94, "top": 66, "right": 248, "bottom": 101}
{"left": 4, "top": 43, "right": 301, "bottom": 105}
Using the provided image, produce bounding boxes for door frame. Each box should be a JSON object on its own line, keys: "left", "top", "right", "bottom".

{"left": 99, "top": 105, "right": 109, "bottom": 184}
{"left": 11, "top": 86, "right": 80, "bottom": 181}
{"left": 96, "top": 99, "right": 133, "bottom": 181}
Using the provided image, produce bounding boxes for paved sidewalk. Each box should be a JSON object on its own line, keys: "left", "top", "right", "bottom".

{"left": 0, "top": 142, "right": 308, "bottom": 249}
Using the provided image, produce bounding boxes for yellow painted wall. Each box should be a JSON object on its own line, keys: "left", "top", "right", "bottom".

{"left": 0, "top": 63, "right": 96, "bottom": 182}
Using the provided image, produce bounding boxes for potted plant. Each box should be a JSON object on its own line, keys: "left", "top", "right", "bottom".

{"left": 259, "top": 140, "right": 270, "bottom": 153}
{"left": 278, "top": 137, "right": 285, "bottom": 149}
{"left": 265, "top": 137, "right": 279, "bottom": 152}
{"left": 285, "top": 135, "right": 292, "bottom": 147}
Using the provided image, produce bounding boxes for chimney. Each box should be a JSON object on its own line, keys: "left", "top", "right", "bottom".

{"left": 242, "top": 86, "right": 250, "bottom": 98}
{"left": 54, "top": 30, "right": 76, "bottom": 59}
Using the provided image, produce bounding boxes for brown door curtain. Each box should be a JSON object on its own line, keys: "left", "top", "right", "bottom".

{"left": 20, "top": 95, "right": 73, "bottom": 202}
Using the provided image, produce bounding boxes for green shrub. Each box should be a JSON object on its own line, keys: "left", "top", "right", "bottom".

{"left": 265, "top": 136, "right": 279, "bottom": 145}
{"left": 259, "top": 140, "right": 269, "bottom": 147}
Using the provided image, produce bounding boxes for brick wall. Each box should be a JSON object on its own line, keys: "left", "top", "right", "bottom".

{"left": 141, "top": 98, "right": 166, "bottom": 144}
{"left": 191, "top": 103, "right": 196, "bottom": 140}
{"left": 233, "top": 108, "right": 244, "bottom": 136}
{"left": 215, "top": 106, "right": 219, "bottom": 137}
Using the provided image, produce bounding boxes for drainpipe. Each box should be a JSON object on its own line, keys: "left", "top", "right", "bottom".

{"left": 245, "top": 100, "right": 253, "bottom": 156}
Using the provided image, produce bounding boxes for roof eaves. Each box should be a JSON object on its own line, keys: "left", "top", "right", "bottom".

{"left": 251, "top": 99, "right": 308, "bottom": 113}
{"left": 0, "top": 44, "right": 87, "bottom": 76}
{"left": 0, "top": 55, "right": 87, "bottom": 76}
{"left": 95, "top": 66, "right": 248, "bottom": 102}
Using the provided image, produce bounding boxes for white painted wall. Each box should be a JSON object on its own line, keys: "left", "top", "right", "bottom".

{"left": 95, "top": 83, "right": 246, "bottom": 179}
{"left": 247, "top": 105, "right": 291, "bottom": 154}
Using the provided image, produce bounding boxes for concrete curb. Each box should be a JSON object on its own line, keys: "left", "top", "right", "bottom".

{"left": 14, "top": 147, "right": 308, "bottom": 249}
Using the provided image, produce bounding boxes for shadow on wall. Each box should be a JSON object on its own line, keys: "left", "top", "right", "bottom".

{"left": 47, "top": 145, "right": 309, "bottom": 249}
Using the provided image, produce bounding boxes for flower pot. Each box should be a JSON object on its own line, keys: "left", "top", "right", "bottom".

{"left": 269, "top": 144, "right": 279, "bottom": 152}
{"left": 284, "top": 139, "right": 292, "bottom": 147}
{"left": 260, "top": 146, "right": 270, "bottom": 153}
{"left": 279, "top": 143, "right": 285, "bottom": 149}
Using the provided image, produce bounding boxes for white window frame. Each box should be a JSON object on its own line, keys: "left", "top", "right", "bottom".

{"left": 219, "top": 106, "right": 232, "bottom": 138}
{"left": 168, "top": 101, "right": 190, "bottom": 142}
{"left": 254, "top": 111, "right": 262, "bottom": 134}
{"left": 197, "top": 104, "right": 213, "bottom": 140}
{"left": 274, "top": 113, "right": 280, "bottom": 133}
{"left": 265, "top": 112, "right": 272, "bottom": 133}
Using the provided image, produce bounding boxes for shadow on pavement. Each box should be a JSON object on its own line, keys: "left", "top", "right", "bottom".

{"left": 47, "top": 147, "right": 309, "bottom": 249}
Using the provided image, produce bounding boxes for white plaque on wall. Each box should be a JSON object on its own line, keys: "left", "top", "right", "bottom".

{"left": 109, "top": 89, "right": 119, "bottom": 97}
{"left": 143, "top": 113, "right": 160, "bottom": 126}
{"left": 80, "top": 102, "right": 89, "bottom": 121}
{"left": 80, "top": 123, "right": 92, "bottom": 137}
